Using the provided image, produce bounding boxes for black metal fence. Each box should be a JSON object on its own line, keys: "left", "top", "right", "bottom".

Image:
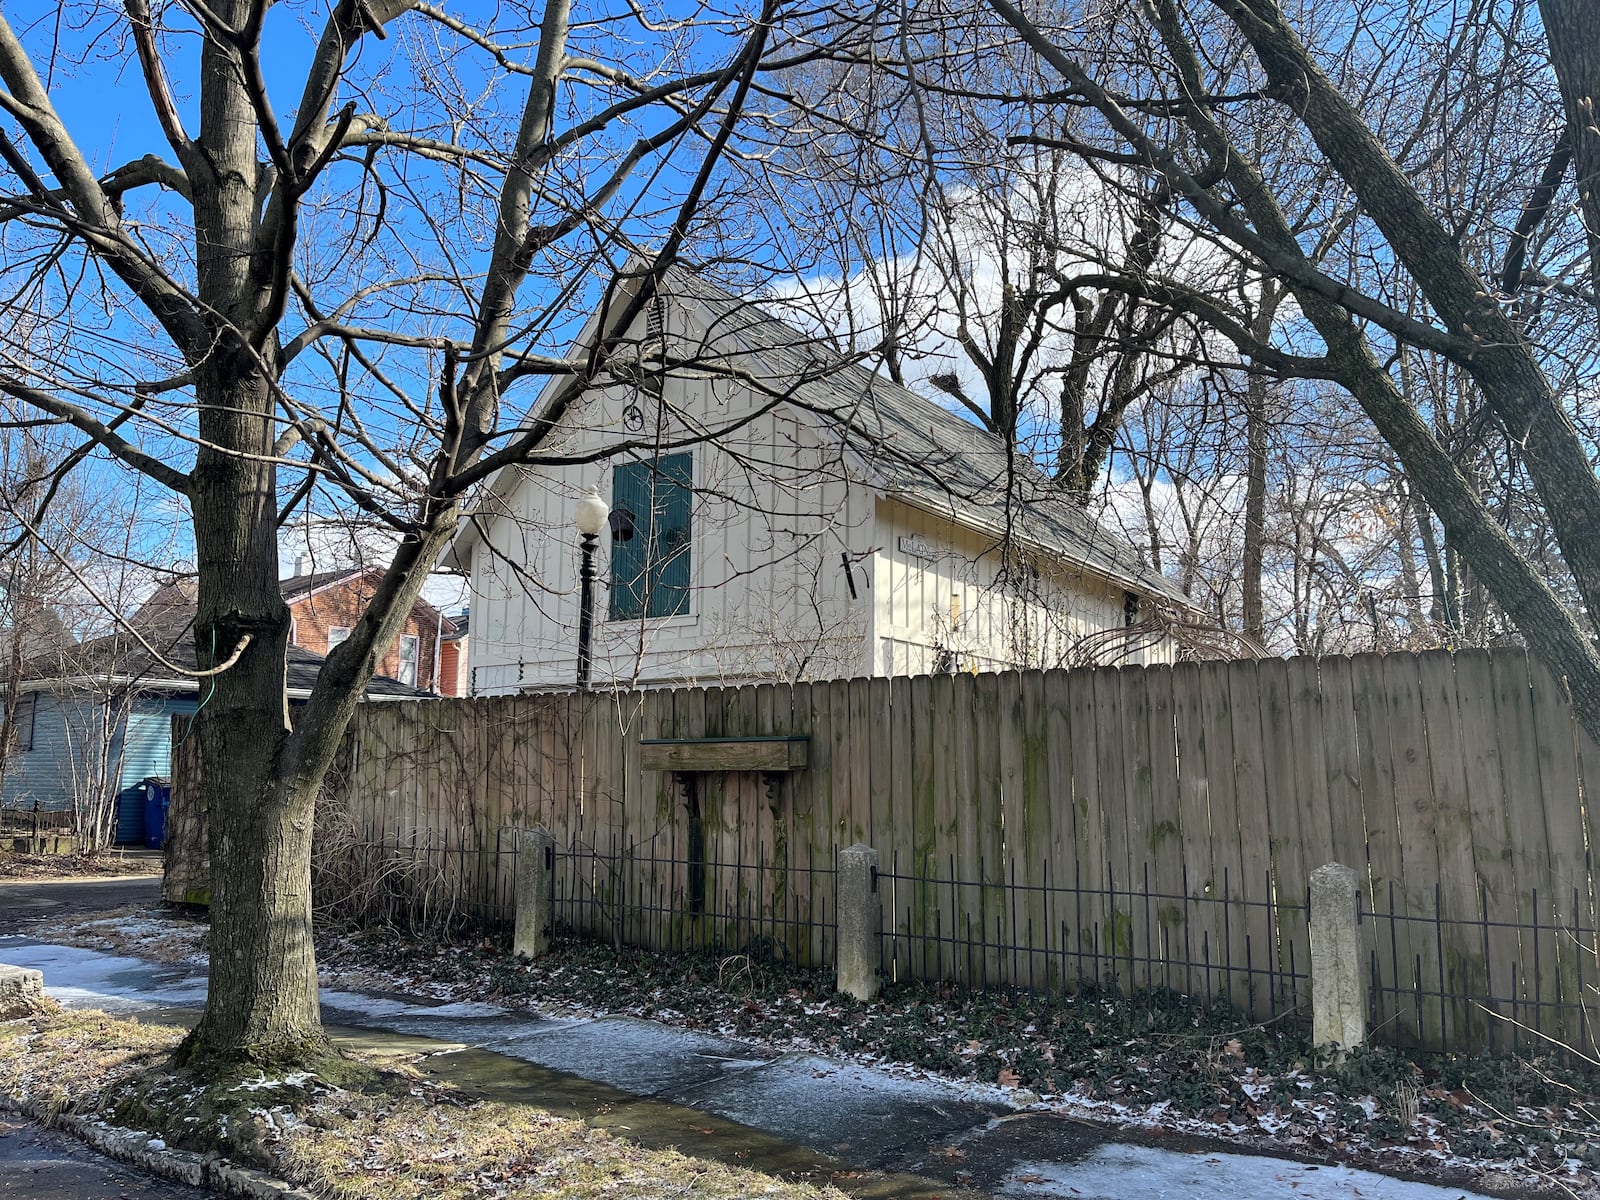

{"left": 1, "top": 805, "right": 75, "bottom": 836}
{"left": 318, "top": 829, "right": 1600, "bottom": 1059}
{"left": 876, "top": 856, "right": 1310, "bottom": 1026}
{"left": 312, "top": 822, "right": 523, "bottom": 930}
{"left": 557, "top": 841, "right": 839, "bottom": 967}
{"left": 1362, "top": 880, "right": 1598, "bottom": 1059}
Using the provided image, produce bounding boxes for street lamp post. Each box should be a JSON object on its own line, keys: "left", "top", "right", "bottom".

{"left": 574, "top": 487, "right": 609, "bottom": 691}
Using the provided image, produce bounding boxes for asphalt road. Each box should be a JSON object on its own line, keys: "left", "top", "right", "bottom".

{"left": 0, "top": 876, "right": 162, "bottom": 936}
{"left": 0, "top": 1114, "right": 215, "bottom": 1199}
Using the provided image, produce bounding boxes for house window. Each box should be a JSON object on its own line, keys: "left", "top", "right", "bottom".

{"left": 397, "top": 634, "right": 419, "bottom": 686}
{"left": 328, "top": 626, "right": 351, "bottom": 650}
{"left": 1124, "top": 591, "right": 1141, "bottom": 627}
{"left": 609, "top": 453, "right": 692, "bottom": 621}
{"left": 7, "top": 693, "right": 35, "bottom": 752}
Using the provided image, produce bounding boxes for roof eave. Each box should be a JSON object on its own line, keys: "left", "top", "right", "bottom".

{"left": 20, "top": 674, "right": 420, "bottom": 702}
{"left": 879, "top": 490, "right": 1197, "bottom": 612}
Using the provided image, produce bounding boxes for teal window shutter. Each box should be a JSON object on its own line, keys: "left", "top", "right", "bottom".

{"left": 650, "top": 453, "right": 692, "bottom": 618}
{"left": 609, "top": 452, "right": 692, "bottom": 621}
{"left": 609, "top": 461, "right": 649, "bottom": 621}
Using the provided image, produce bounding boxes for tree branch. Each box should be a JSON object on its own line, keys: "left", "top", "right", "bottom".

{"left": 0, "top": 376, "right": 190, "bottom": 493}
{"left": 123, "top": 0, "right": 195, "bottom": 163}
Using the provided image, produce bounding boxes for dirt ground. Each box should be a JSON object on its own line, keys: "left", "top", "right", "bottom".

{"left": 0, "top": 849, "right": 162, "bottom": 882}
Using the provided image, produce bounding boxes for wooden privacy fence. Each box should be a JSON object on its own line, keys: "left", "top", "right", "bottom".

{"left": 295, "top": 647, "right": 1599, "bottom": 1056}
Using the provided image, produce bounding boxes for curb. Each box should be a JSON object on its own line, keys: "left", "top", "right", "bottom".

{"left": 1, "top": 1091, "right": 318, "bottom": 1200}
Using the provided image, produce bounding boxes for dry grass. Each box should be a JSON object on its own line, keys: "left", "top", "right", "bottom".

{"left": 0, "top": 848, "right": 162, "bottom": 880}
{"left": 0, "top": 1009, "right": 845, "bottom": 1200}
{"left": 29, "top": 907, "right": 210, "bottom": 966}
{"left": 0, "top": 1005, "right": 175, "bottom": 1097}
{"left": 288, "top": 1101, "right": 835, "bottom": 1200}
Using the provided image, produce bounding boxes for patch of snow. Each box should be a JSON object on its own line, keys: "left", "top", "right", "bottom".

{"left": 1003, "top": 1145, "right": 1501, "bottom": 1200}
{"left": 1237, "top": 1072, "right": 1269, "bottom": 1101}
{"left": 232, "top": 1072, "right": 313, "bottom": 1092}
{"left": 72, "top": 918, "right": 172, "bottom": 938}
{"left": 400, "top": 1000, "right": 507, "bottom": 1018}
{"left": 316, "top": 989, "right": 421, "bottom": 1017}
{"left": 0, "top": 939, "right": 207, "bottom": 1010}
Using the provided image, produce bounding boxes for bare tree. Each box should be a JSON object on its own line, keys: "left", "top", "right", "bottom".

{"left": 0, "top": 427, "right": 76, "bottom": 798}
{"left": 915, "top": 0, "right": 1600, "bottom": 733}
{"left": 0, "top": 0, "right": 814, "bottom": 1070}
{"left": 765, "top": 47, "right": 1206, "bottom": 502}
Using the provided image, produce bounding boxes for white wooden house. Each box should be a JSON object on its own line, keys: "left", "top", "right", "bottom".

{"left": 445, "top": 266, "right": 1190, "bottom": 693}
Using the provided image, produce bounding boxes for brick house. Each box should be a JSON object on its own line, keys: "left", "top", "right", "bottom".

{"left": 437, "top": 610, "right": 469, "bottom": 697}
{"left": 282, "top": 567, "right": 455, "bottom": 691}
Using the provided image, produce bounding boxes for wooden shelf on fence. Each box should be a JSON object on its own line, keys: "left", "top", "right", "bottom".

{"left": 639, "top": 736, "right": 810, "bottom": 773}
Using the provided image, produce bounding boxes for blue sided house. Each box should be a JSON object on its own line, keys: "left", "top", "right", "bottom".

{"left": 1, "top": 580, "right": 423, "bottom": 847}
{"left": 0, "top": 685, "right": 197, "bottom": 846}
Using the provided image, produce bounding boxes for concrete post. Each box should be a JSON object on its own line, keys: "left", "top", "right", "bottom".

{"left": 0, "top": 964, "right": 44, "bottom": 1019}
{"left": 513, "top": 827, "right": 557, "bottom": 960}
{"left": 836, "top": 843, "right": 881, "bottom": 1001}
{"left": 1309, "top": 862, "right": 1367, "bottom": 1060}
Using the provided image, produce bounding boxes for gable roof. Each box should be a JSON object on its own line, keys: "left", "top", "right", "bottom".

{"left": 24, "top": 578, "right": 425, "bottom": 698}
{"left": 280, "top": 567, "right": 370, "bottom": 602}
{"left": 665, "top": 269, "right": 1188, "bottom": 606}
{"left": 276, "top": 566, "right": 455, "bottom": 635}
{"left": 1, "top": 604, "right": 73, "bottom": 663}
{"left": 451, "top": 263, "right": 1189, "bottom": 607}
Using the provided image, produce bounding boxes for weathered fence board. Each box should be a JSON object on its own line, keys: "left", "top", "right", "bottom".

{"left": 219, "top": 647, "right": 1600, "bottom": 1056}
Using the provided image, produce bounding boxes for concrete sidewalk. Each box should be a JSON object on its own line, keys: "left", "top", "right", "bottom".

{"left": 0, "top": 937, "right": 1507, "bottom": 1200}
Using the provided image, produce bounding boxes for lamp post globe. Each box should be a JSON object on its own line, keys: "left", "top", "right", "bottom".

{"left": 574, "top": 488, "right": 609, "bottom": 538}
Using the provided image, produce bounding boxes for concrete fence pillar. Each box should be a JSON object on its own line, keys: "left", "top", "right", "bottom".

{"left": 0, "top": 964, "right": 44, "bottom": 1019}
{"left": 1309, "top": 861, "right": 1367, "bottom": 1059}
{"left": 836, "top": 843, "right": 881, "bottom": 1001}
{"left": 514, "top": 827, "right": 557, "bottom": 960}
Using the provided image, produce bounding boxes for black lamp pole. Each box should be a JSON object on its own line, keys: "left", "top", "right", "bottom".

{"left": 576, "top": 531, "right": 599, "bottom": 690}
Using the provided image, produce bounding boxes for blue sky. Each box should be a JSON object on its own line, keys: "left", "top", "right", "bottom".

{"left": 3, "top": 1, "right": 776, "bottom": 600}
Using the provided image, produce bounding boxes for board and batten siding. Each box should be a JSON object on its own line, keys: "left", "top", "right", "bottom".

{"left": 463, "top": 292, "right": 1178, "bottom": 692}
{"left": 872, "top": 498, "right": 1172, "bottom": 675}
{"left": 467, "top": 302, "right": 877, "bottom": 692}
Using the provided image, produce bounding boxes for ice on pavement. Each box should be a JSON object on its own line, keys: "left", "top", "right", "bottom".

{"left": 0, "top": 938, "right": 1504, "bottom": 1200}
{"left": 0, "top": 940, "right": 206, "bottom": 1011}
{"left": 1003, "top": 1144, "right": 1496, "bottom": 1199}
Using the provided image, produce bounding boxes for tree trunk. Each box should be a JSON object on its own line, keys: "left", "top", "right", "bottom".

{"left": 1211, "top": 0, "right": 1600, "bottom": 634}
{"left": 164, "top": 3, "right": 327, "bottom": 1066}
{"left": 0, "top": 600, "right": 25, "bottom": 802}
{"left": 1392, "top": 482, "right": 1429, "bottom": 641}
{"left": 1538, "top": 0, "right": 1600, "bottom": 303}
{"left": 1241, "top": 376, "right": 1268, "bottom": 643}
{"left": 177, "top": 352, "right": 321, "bottom": 1066}
{"left": 1240, "top": 292, "right": 1280, "bottom": 644}
{"left": 1411, "top": 490, "right": 1456, "bottom": 637}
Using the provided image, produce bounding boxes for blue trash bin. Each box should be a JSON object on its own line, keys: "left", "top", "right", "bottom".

{"left": 142, "top": 778, "right": 171, "bottom": 850}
